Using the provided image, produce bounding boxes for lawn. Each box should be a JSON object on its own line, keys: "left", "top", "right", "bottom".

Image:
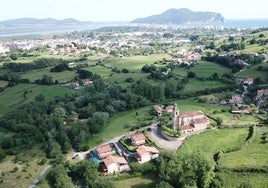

{"left": 0, "top": 145, "right": 49, "bottom": 188}
{"left": 0, "top": 84, "right": 76, "bottom": 115}
{"left": 20, "top": 69, "right": 78, "bottom": 83}
{"left": 113, "top": 175, "right": 157, "bottom": 188}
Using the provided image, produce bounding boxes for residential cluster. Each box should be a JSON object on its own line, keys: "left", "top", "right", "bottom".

{"left": 89, "top": 132, "right": 159, "bottom": 175}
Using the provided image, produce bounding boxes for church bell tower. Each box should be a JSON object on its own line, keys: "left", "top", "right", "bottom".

{"left": 172, "top": 103, "right": 179, "bottom": 130}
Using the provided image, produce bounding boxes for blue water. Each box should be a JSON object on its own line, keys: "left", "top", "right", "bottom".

{"left": 0, "top": 19, "right": 267, "bottom": 38}
{"left": 224, "top": 19, "right": 268, "bottom": 28}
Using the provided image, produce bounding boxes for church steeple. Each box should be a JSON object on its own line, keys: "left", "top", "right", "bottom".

{"left": 172, "top": 103, "right": 179, "bottom": 130}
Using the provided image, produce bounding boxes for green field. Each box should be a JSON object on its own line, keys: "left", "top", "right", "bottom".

{"left": 173, "top": 61, "right": 231, "bottom": 78}
{"left": 221, "top": 126, "right": 268, "bottom": 169}
{"left": 0, "top": 84, "right": 76, "bottom": 115}
{"left": 103, "top": 54, "right": 170, "bottom": 72}
{"left": 235, "top": 61, "right": 268, "bottom": 83}
{"left": 113, "top": 175, "right": 157, "bottom": 188}
{"left": 182, "top": 79, "right": 226, "bottom": 93}
{"left": 177, "top": 127, "right": 268, "bottom": 187}
{"left": 218, "top": 171, "right": 268, "bottom": 188}
{"left": 20, "top": 69, "right": 78, "bottom": 83}
{"left": 178, "top": 128, "right": 249, "bottom": 163}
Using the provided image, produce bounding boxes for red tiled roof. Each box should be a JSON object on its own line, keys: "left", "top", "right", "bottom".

{"left": 96, "top": 144, "right": 112, "bottom": 155}
{"left": 136, "top": 145, "right": 159, "bottom": 156}
{"left": 179, "top": 124, "right": 195, "bottom": 130}
{"left": 131, "top": 133, "right": 146, "bottom": 142}
{"left": 179, "top": 111, "right": 204, "bottom": 118}
{"left": 103, "top": 155, "right": 128, "bottom": 167}
{"left": 194, "top": 117, "right": 209, "bottom": 124}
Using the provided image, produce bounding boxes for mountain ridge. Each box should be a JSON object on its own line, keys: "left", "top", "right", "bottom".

{"left": 132, "top": 8, "right": 224, "bottom": 24}
{"left": 0, "top": 18, "right": 91, "bottom": 26}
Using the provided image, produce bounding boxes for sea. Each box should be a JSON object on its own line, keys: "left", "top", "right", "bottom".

{"left": 0, "top": 19, "right": 267, "bottom": 39}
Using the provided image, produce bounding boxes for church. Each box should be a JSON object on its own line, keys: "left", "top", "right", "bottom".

{"left": 172, "top": 103, "right": 210, "bottom": 134}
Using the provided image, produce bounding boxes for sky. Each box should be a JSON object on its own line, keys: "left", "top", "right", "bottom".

{"left": 0, "top": 0, "right": 267, "bottom": 22}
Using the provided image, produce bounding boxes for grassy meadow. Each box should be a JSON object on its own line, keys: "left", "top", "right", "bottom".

{"left": 173, "top": 60, "right": 231, "bottom": 78}
{"left": 20, "top": 69, "right": 78, "bottom": 83}
{"left": 177, "top": 126, "right": 268, "bottom": 187}
{"left": 178, "top": 128, "right": 249, "bottom": 164}
{"left": 0, "top": 84, "right": 76, "bottom": 115}
{"left": 0, "top": 146, "right": 49, "bottom": 188}
{"left": 113, "top": 175, "right": 157, "bottom": 188}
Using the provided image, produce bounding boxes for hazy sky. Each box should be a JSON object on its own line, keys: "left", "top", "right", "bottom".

{"left": 1, "top": 0, "right": 267, "bottom": 21}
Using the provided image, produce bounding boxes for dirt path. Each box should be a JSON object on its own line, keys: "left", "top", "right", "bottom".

{"left": 28, "top": 165, "right": 52, "bottom": 188}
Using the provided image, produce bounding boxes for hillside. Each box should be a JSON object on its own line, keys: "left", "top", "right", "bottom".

{"left": 132, "top": 8, "right": 224, "bottom": 24}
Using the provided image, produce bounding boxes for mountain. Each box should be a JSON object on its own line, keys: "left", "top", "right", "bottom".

{"left": 132, "top": 8, "right": 224, "bottom": 24}
{"left": 0, "top": 18, "right": 90, "bottom": 26}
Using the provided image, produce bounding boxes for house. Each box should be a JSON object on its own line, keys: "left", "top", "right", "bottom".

{"left": 96, "top": 143, "right": 113, "bottom": 159}
{"left": 102, "top": 155, "right": 129, "bottom": 175}
{"left": 136, "top": 145, "right": 159, "bottom": 163}
{"left": 256, "top": 89, "right": 268, "bottom": 100}
{"left": 244, "top": 78, "right": 254, "bottom": 85}
{"left": 172, "top": 103, "right": 210, "bottom": 134}
{"left": 130, "top": 133, "right": 146, "bottom": 146}
{"left": 229, "top": 94, "right": 243, "bottom": 105}
{"left": 231, "top": 108, "right": 252, "bottom": 114}
{"left": 154, "top": 105, "right": 163, "bottom": 117}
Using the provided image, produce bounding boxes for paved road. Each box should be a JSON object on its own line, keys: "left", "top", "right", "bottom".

{"left": 148, "top": 125, "right": 185, "bottom": 152}
{"left": 28, "top": 165, "right": 52, "bottom": 188}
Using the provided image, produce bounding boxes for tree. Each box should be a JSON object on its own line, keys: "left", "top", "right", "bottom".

{"left": 10, "top": 53, "right": 18, "bottom": 60}
{"left": 187, "top": 71, "right": 196, "bottom": 79}
{"left": 157, "top": 153, "right": 214, "bottom": 188}
{"left": 47, "top": 165, "right": 74, "bottom": 188}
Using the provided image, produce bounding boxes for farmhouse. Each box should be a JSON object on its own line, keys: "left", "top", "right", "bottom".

{"left": 96, "top": 143, "right": 114, "bottom": 159}
{"left": 136, "top": 145, "right": 159, "bottom": 163}
{"left": 256, "top": 89, "right": 268, "bottom": 100}
{"left": 130, "top": 133, "right": 146, "bottom": 146}
{"left": 244, "top": 77, "right": 254, "bottom": 85}
{"left": 172, "top": 103, "right": 210, "bottom": 134}
{"left": 102, "top": 155, "right": 129, "bottom": 175}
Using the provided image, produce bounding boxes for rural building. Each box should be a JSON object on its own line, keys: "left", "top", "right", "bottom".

{"left": 102, "top": 155, "right": 129, "bottom": 175}
{"left": 244, "top": 78, "right": 254, "bottom": 85}
{"left": 96, "top": 143, "right": 114, "bottom": 159}
{"left": 229, "top": 94, "right": 243, "bottom": 105}
{"left": 256, "top": 89, "right": 268, "bottom": 100}
{"left": 172, "top": 103, "right": 210, "bottom": 134}
{"left": 135, "top": 145, "right": 159, "bottom": 163}
{"left": 130, "top": 133, "right": 146, "bottom": 146}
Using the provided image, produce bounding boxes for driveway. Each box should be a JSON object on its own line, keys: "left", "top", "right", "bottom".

{"left": 148, "top": 125, "right": 185, "bottom": 152}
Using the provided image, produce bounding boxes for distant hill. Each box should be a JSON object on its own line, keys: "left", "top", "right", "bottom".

{"left": 132, "top": 8, "right": 224, "bottom": 24}
{"left": 0, "top": 18, "right": 91, "bottom": 26}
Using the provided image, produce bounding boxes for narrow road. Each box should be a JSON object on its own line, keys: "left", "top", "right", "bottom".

{"left": 28, "top": 165, "right": 52, "bottom": 188}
